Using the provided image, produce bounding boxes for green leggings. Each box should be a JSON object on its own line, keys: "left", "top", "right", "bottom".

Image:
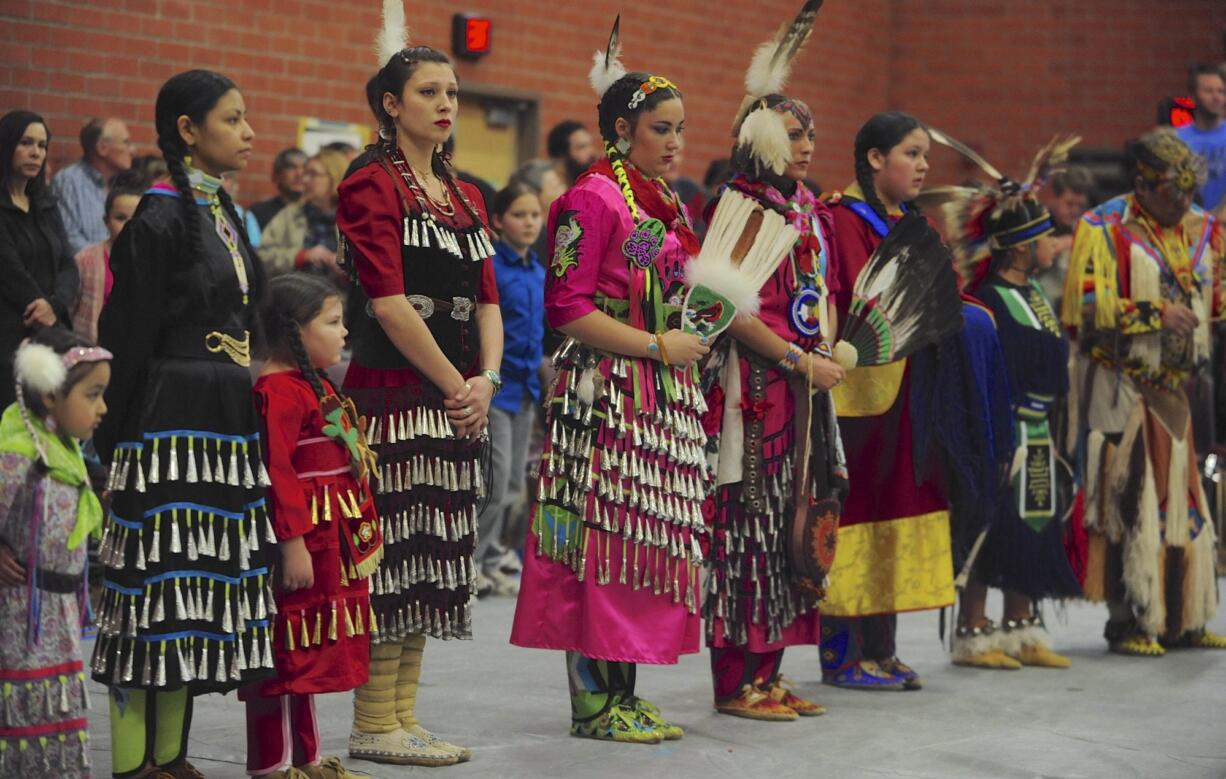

{"left": 566, "top": 652, "right": 635, "bottom": 722}
{"left": 108, "top": 687, "right": 193, "bottom": 777}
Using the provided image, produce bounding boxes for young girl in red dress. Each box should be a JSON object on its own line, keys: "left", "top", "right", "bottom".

{"left": 242, "top": 273, "right": 383, "bottom": 779}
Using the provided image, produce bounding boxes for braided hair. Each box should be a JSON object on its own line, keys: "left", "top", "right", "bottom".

{"left": 852, "top": 111, "right": 926, "bottom": 222}
{"left": 258, "top": 273, "right": 346, "bottom": 405}
{"left": 154, "top": 70, "right": 258, "bottom": 262}
{"left": 373, "top": 46, "right": 485, "bottom": 228}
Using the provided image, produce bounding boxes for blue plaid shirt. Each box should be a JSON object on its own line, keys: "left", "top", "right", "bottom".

{"left": 52, "top": 160, "right": 108, "bottom": 254}
{"left": 491, "top": 239, "right": 544, "bottom": 414}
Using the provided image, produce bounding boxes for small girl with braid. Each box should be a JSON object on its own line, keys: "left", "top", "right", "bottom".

{"left": 241, "top": 273, "right": 382, "bottom": 779}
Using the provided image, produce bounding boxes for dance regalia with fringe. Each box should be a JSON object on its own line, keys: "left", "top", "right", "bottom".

{"left": 702, "top": 175, "right": 844, "bottom": 652}
{"left": 971, "top": 278, "right": 1082, "bottom": 600}
{"left": 823, "top": 185, "right": 954, "bottom": 618}
{"left": 510, "top": 164, "right": 709, "bottom": 665}
{"left": 91, "top": 184, "right": 276, "bottom": 693}
{"left": 337, "top": 154, "right": 497, "bottom": 643}
{"left": 241, "top": 371, "right": 383, "bottom": 697}
{"left": 1061, "top": 194, "right": 1222, "bottom": 639}
{"left": 0, "top": 406, "right": 100, "bottom": 776}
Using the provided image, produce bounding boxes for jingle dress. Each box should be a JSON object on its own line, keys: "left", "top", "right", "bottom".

{"left": 92, "top": 183, "right": 276, "bottom": 693}
{"left": 702, "top": 176, "right": 846, "bottom": 696}
{"left": 337, "top": 152, "right": 497, "bottom": 643}
{"left": 245, "top": 371, "right": 383, "bottom": 695}
{"left": 510, "top": 166, "right": 710, "bottom": 665}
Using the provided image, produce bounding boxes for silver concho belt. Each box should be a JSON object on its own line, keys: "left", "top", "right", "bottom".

{"left": 367, "top": 295, "right": 474, "bottom": 322}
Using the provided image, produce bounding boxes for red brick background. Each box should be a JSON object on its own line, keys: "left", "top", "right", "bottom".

{"left": 3, "top": 0, "right": 1224, "bottom": 200}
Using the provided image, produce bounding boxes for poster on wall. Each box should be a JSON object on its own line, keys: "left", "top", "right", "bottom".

{"left": 297, "top": 117, "right": 371, "bottom": 155}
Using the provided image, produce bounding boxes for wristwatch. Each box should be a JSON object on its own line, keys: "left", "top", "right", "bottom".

{"left": 481, "top": 369, "right": 503, "bottom": 395}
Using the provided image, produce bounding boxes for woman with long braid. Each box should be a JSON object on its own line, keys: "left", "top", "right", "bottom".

{"left": 336, "top": 9, "right": 501, "bottom": 765}
{"left": 510, "top": 23, "right": 710, "bottom": 744}
{"left": 91, "top": 69, "right": 274, "bottom": 779}
{"left": 818, "top": 112, "right": 955, "bottom": 691}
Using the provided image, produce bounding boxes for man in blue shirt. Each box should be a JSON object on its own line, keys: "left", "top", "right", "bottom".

{"left": 1176, "top": 64, "right": 1226, "bottom": 215}
{"left": 475, "top": 183, "right": 545, "bottom": 596}
{"left": 53, "top": 117, "right": 133, "bottom": 254}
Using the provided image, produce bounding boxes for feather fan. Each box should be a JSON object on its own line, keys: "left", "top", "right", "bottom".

{"left": 376, "top": 0, "right": 408, "bottom": 65}
{"left": 682, "top": 188, "right": 798, "bottom": 339}
{"left": 833, "top": 212, "right": 964, "bottom": 368}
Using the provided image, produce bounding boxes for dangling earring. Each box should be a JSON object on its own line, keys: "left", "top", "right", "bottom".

{"left": 45, "top": 414, "right": 57, "bottom": 433}
{"left": 378, "top": 125, "right": 392, "bottom": 142}
{"left": 184, "top": 152, "right": 194, "bottom": 169}
{"left": 615, "top": 136, "right": 632, "bottom": 156}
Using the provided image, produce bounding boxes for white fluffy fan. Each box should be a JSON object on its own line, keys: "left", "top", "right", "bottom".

{"left": 682, "top": 189, "right": 798, "bottom": 338}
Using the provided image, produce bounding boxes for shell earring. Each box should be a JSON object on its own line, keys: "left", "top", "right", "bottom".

{"left": 615, "top": 137, "right": 632, "bottom": 156}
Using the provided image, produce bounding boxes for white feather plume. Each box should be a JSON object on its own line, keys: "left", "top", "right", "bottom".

{"left": 686, "top": 189, "right": 799, "bottom": 317}
{"left": 745, "top": 40, "right": 786, "bottom": 98}
{"left": 589, "top": 48, "right": 626, "bottom": 99}
{"left": 376, "top": 0, "right": 409, "bottom": 66}
{"left": 14, "top": 342, "right": 66, "bottom": 395}
{"left": 737, "top": 108, "right": 791, "bottom": 175}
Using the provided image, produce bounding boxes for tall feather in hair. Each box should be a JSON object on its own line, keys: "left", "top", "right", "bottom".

{"left": 376, "top": 0, "right": 409, "bottom": 65}
{"left": 732, "top": 0, "right": 824, "bottom": 175}
{"left": 832, "top": 212, "right": 964, "bottom": 368}
{"left": 589, "top": 16, "right": 626, "bottom": 98}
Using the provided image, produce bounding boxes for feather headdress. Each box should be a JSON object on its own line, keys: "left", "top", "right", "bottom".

{"left": 376, "top": 0, "right": 409, "bottom": 65}
{"left": 589, "top": 16, "right": 627, "bottom": 98}
{"left": 940, "top": 134, "right": 1080, "bottom": 288}
{"left": 733, "top": 0, "right": 824, "bottom": 176}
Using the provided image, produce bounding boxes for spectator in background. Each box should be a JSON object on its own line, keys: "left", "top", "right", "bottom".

{"left": 250, "top": 146, "right": 306, "bottom": 228}
{"left": 545, "top": 119, "right": 597, "bottom": 186}
{"left": 1036, "top": 165, "right": 1095, "bottom": 308}
{"left": 475, "top": 180, "right": 545, "bottom": 597}
{"left": 323, "top": 139, "right": 361, "bottom": 164}
{"left": 1176, "top": 64, "right": 1226, "bottom": 215}
{"left": 130, "top": 152, "right": 169, "bottom": 185}
{"left": 71, "top": 170, "right": 144, "bottom": 342}
{"left": 52, "top": 116, "right": 133, "bottom": 253}
{"left": 0, "top": 110, "right": 79, "bottom": 408}
{"left": 220, "top": 171, "right": 262, "bottom": 247}
{"left": 259, "top": 148, "right": 347, "bottom": 278}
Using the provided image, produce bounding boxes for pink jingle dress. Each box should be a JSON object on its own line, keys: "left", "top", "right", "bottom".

{"left": 510, "top": 172, "right": 709, "bottom": 665}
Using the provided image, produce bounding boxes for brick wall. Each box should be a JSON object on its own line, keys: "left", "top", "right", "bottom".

{"left": 3, "top": 0, "right": 1224, "bottom": 201}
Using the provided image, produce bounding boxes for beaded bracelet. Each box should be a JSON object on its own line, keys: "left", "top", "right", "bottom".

{"left": 777, "top": 343, "right": 804, "bottom": 373}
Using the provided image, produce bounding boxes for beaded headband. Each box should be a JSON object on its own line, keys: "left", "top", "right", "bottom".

{"left": 628, "top": 75, "right": 680, "bottom": 110}
{"left": 62, "top": 345, "right": 114, "bottom": 370}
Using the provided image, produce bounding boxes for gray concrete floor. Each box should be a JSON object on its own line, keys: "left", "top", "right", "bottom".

{"left": 84, "top": 587, "right": 1226, "bottom": 779}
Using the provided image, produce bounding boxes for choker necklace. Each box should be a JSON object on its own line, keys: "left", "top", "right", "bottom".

{"left": 186, "top": 165, "right": 222, "bottom": 198}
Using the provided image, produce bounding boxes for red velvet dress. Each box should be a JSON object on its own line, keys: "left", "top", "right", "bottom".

{"left": 244, "top": 371, "right": 382, "bottom": 696}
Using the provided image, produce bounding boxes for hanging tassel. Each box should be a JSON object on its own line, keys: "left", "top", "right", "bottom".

{"left": 344, "top": 602, "right": 356, "bottom": 637}
{"left": 258, "top": 459, "right": 271, "bottom": 488}
{"left": 152, "top": 583, "right": 165, "bottom": 624}
{"left": 169, "top": 511, "right": 181, "bottom": 554}
{"left": 300, "top": 614, "right": 310, "bottom": 648}
{"left": 201, "top": 438, "right": 214, "bottom": 482}
{"left": 149, "top": 438, "right": 160, "bottom": 484}
{"left": 213, "top": 441, "right": 225, "bottom": 484}
{"left": 227, "top": 440, "right": 240, "bottom": 486}
{"left": 134, "top": 451, "right": 146, "bottom": 493}
{"left": 167, "top": 436, "right": 179, "bottom": 481}
{"left": 186, "top": 515, "right": 198, "bottom": 561}
{"left": 174, "top": 581, "right": 187, "bottom": 620}
{"left": 242, "top": 441, "right": 255, "bottom": 488}
{"left": 185, "top": 436, "right": 198, "bottom": 483}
